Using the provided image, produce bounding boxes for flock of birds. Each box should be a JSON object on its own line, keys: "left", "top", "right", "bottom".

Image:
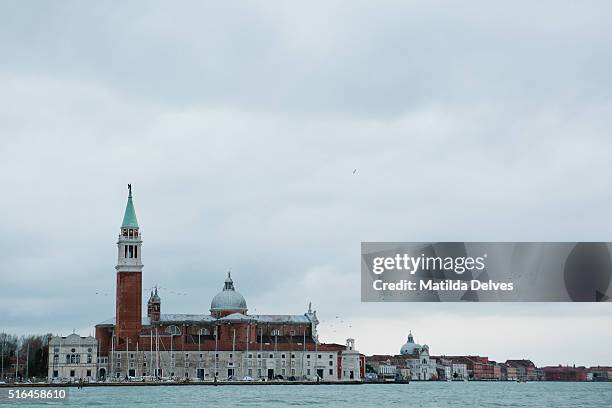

{"left": 320, "top": 316, "right": 353, "bottom": 334}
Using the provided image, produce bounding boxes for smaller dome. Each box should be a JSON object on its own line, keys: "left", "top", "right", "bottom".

{"left": 400, "top": 331, "right": 421, "bottom": 355}
{"left": 210, "top": 272, "right": 247, "bottom": 313}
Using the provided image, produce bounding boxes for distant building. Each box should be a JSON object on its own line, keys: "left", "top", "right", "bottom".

{"left": 48, "top": 334, "right": 98, "bottom": 382}
{"left": 365, "top": 357, "right": 411, "bottom": 381}
{"left": 375, "top": 361, "right": 397, "bottom": 380}
{"left": 587, "top": 366, "right": 612, "bottom": 381}
{"left": 543, "top": 365, "right": 587, "bottom": 381}
{"left": 499, "top": 363, "right": 518, "bottom": 381}
{"left": 365, "top": 331, "right": 436, "bottom": 381}
{"left": 451, "top": 363, "right": 468, "bottom": 380}
{"left": 505, "top": 360, "right": 537, "bottom": 382}
{"left": 398, "top": 332, "right": 436, "bottom": 380}
{"left": 431, "top": 356, "right": 465, "bottom": 380}
{"left": 443, "top": 356, "right": 495, "bottom": 380}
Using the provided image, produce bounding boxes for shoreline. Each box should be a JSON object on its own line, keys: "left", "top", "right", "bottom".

{"left": 0, "top": 381, "right": 365, "bottom": 387}
{"left": 1, "top": 380, "right": 607, "bottom": 388}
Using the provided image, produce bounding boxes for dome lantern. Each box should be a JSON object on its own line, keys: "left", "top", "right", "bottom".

{"left": 210, "top": 272, "right": 248, "bottom": 317}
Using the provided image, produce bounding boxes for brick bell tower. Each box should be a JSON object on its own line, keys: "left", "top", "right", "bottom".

{"left": 115, "top": 184, "right": 143, "bottom": 347}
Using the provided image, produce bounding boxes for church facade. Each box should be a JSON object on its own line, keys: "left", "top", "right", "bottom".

{"left": 94, "top": 186, "right": 363, "bottom": 382}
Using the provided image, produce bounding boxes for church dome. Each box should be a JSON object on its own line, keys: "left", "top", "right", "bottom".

{"left": 210, "top": 272, "right": 247, "bottom": 314}
{"left": 400, "top": 331, "right": 421, "bottom": 355}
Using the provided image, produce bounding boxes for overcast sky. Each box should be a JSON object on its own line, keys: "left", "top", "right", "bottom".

{"left": 1, "top": 1, "right": 612, "bottom": 366}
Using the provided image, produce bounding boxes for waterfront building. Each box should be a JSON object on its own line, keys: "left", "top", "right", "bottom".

{"left": 587, "top": 366, "right": 612, "bottom": 381}
{"left": 543, "top": 365, "right": 587, "bottom": 381}
{"left": 451, "top": 363, "right": 468, "bottom": 380}
{"left": 376, "top": 362, "right": 397, "bottom": 381}
{"left": 499, "top": 363, "right": 518, "bottom": 381}
{"left": 48, "top": 334, "right": 98, "bottom": 382}
{"left": 442, "top": 356, "right": 495, "bottom": 380}
{"left": 491, "top": 361, "right": 502, "bottom": 380}
{"left": 505, "top": 360, "right": 537, "bottom": 382}
{"left": 93, "top": 187, "right": 362, "bottom": 382}
{"left": 431, "top": 356, "right": 466, "bottom": 380}
{"left": 365, "top": 332, "right": 436, "bottom": 381}
{"left": 398, "top": 332, "right": 436, "bottom": 380}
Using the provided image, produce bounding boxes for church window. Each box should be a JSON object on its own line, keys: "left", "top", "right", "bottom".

{"left": 87, "top": 355, "right": 92, "bottom": 363}
{"left": 281, "top": 354, "right": 286, "bottom": 359}
{"left": 135, "top": 246, "right": 138, "bottom": 258}
{"left": 329, "top": 369, "right": 333, "bottom": 375}
{"left": 124, "top": 246, "right": 128, "bottom": 258}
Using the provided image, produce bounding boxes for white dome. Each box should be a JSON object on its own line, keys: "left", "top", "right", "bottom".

{"left": 210, "top": 273, "right": 247, "bottom": 312}
{"left": 400, "top": 332, "right": 421, "bottom": 355}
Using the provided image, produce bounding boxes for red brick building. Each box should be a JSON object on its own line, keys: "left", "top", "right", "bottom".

{"left": 95, "top": 186, "right": 361, "bottom": 382}
{"left": 543, "top": 366, "right": 587, "bottom": 381}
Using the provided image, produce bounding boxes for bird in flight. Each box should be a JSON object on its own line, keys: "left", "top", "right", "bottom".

{"left": 352, "top": 169, "right": 357, "bottom": 174}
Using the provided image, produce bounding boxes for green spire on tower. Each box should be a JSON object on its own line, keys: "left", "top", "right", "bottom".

{"left": 121, "top": 184, "right": 139, "bottom": 228}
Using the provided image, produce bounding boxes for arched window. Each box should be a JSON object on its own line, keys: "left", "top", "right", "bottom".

{"left": 166, "top": 325, "right": 181, "bottom": 336}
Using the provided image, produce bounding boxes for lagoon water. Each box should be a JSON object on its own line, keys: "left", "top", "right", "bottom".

{"left": 8, "top": 382, "right": 612, "bottom": 407}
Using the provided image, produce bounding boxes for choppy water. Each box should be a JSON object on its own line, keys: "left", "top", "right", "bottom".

{"left": 7, "top": 382, "right": 612, "bottom": 407}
